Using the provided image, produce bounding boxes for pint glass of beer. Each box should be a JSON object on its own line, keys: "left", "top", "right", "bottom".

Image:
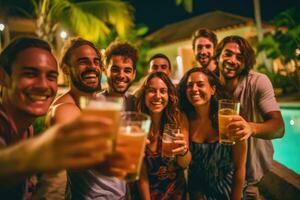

{"left": 162, "top": 124, "right": 181, "bottom": 159}
{"left": 116, "top": 111, "right": 151, "bottom": 182}
{"left": 79, "top": 95, "right": 123, "bottom": 154}
{"left": 218, "top": 99, "right": 240, "bottom": 145}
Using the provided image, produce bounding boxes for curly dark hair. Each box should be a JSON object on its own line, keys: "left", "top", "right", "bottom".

{"left": 104, "top": 41, "right": 138, "bottom": 70}
{"left": 0, "top": 36, "right": 53, "bottom": 75}
{"left": 177, "top": 67, "right": 230, "bottom": 129}
{"left": 136, "top": 72, "right": 180, "bottom": 133}
{"left": 192, "top": 28, "right": 218, "bottom": 51}
{"left": 60, "top": 37, "right": 102, "bottom": 67}
{"left": 214, "top": 35, "right": 256, "bottom": 76}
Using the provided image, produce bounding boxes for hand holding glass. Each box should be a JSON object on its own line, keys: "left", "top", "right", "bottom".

{"left": 218, "top": 99, "right": 240, "bottom": 145}
{"left": 116, "top": 111, "right": 151, "bottom": 182}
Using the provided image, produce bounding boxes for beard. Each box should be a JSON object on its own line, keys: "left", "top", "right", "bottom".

{"left": 70, "top": 71, "right": 102, "bottom": 93}
{"left": 196, "top": 54, "right": 211, "bottom": 68}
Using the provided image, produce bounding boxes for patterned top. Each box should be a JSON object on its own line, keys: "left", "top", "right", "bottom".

{"left": 145, "top": 145, "right": 186, "bottom": 200}
{"left": 188, "top": 141, "right": 234, "bottom": 200}
{"left": 0, "top": 104, "right": 34, "bottom": 199}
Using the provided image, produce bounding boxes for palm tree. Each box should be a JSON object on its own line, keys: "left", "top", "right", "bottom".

{"left": 2, "top": 0, "right": 134, "bottom": 49}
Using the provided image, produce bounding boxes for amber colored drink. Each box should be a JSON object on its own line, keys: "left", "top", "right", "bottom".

{"left": 218, "top": 108, "right": 238, "bottom": 145}
{"left": 82, "top": 102, "right": 122, "bottom": 154}
{"left": 116, "top": 128, "right": 147, "bottom": 181}
{"left": 162, "top": 140, "right": 174, "bottom": 158}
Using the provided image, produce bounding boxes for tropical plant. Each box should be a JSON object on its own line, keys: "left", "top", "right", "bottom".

{"left": 256, "top": 8, "right": 300, "bottom": 93}
{"left": 175, "top": 0, "right": 193, "bottom": 13}
{"left": 2, "top": 0, "right": 134, "bottom": 49}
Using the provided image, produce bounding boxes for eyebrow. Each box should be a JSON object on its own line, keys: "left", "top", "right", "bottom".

{"left": 21, "top": 66, "right": 58, "bottom": 75}
{"left": 77, "top": 57, "right": 101, "bottom": 62}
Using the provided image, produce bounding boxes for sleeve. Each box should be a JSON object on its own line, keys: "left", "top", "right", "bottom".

{"left": 256, "top": 73, "right": 280, "bottom": 114}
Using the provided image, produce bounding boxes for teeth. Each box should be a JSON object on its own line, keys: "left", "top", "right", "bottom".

{"left": 30, "top": 95, "right": 47, "bottom": 100}
{"left": 151, "top": 101, "right": 162, "bottom": 105}
{"left": 83, "top": 73, "right": 97, "bottom": 79}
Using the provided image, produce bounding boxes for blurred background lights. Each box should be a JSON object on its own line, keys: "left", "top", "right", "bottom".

{"left": 60, "top": 31, "right": 68, "bottom": 39}
{"left": 290, "top": 119, "right": 295, "bottom": 126}
{"left": 0, "top": 23, "right": 5, "bottom": 31}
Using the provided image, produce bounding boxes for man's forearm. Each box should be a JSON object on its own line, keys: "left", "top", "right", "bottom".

{"left": 250, "top": 117, "right": 284, "bottom": 140}
{"left": 0, "top": 139, "right": 35, "bottom": 185}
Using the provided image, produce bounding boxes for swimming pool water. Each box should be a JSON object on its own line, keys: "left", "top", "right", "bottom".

{"left": 273, "top": 107, "right": 300, "bottom": 174}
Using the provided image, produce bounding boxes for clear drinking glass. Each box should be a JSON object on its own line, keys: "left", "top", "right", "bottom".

{"left": 116, "top": 111, "right": 151, "bottom": 182}
{"left": 218, "top": 99, "right": 240, "bottom": 145}
{"left": 79, "top": 95, "right": 123, "bottom": 154}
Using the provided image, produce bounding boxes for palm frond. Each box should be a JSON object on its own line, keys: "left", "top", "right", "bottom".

{"left": 76, "top": 0, "right": 134, "bottom": 36}
{"left": 49, "top": 0, "right": 111, "bottom": 41}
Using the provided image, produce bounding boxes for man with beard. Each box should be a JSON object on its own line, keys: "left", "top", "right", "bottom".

{"left": 102, "top": 40, "right": 138, "bottom": 111}
{"left": 48, "top": 38, "right": 103, "bottom": 125}
{"left": 192, "top": 28, "right": 218, "bottom": 74}
{"left": 215, "top": 35, "right": 285, "bottom": 199}
{"left": 0, "top": 37, "right": 115, "bottom": 199}
{"left": 48, "top": 38, "right": 132, "bottom": 199}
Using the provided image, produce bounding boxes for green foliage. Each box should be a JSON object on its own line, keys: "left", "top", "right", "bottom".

{"left": 175, "top": 0, "right": 193, "bottom": 13}
{"left": 257, "top": 8, "right": 300, "bottom": 64}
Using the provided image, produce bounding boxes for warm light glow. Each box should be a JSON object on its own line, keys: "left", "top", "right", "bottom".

{"left": 0, "top": 23, "right": 5, "bottom": 31}
{"left": 176, "top": 56, "right": 183, "bottom": 80}
{"left": 60, "top": 31, "right": 68, "bottom": 39}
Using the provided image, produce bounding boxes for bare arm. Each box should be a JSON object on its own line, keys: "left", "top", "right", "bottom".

{"left": 231, "top": 140, "right": 247, "bottom": 200}
{"left": 137, "top": 160, "right": 151, "bottom": 200}
{"left": 229, "top": 111, "right": 284, "bottom": 141}
{"left": 0, "top": 115, "right": 112, "bottom": 184}
{"left": 249, "top": 111, "right": 284, "bottom": 139}
{"left": 175, "top": 113, "right": 191, "bottom": 168}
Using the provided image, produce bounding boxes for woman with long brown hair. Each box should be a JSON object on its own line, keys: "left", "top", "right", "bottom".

{"left": 135, "top": 72, "right": 191, "bottom": 199}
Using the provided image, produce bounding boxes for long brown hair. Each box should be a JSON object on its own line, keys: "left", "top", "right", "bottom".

{"left": 136, "top": 72, "right": 180, "bottom": 132}
{"left": 178, "top": 67, "right": 230, "bottom": 129}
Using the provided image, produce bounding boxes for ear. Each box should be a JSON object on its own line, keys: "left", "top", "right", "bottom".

{"left": 0, "top": 68, "right": 9, "bottom": 86}
{"left": 61, "top": 64, "right": 70, "bottom": 75}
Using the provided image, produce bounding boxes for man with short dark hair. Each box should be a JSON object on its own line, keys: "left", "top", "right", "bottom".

{"left": 192, "top": 28, "right": 218, "bottom": 73}
{"left": 0, "top": 37, "right": 111, "bottom": 199}
{"left": 215, "top": 35, "right": 285, "bottom": 199}
{"left": 148, "top": 53, "right": 172, "bottom": 77}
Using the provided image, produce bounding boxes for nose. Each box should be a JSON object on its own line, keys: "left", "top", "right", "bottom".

{"left": 228, "top": 55, "right": 239, "bottom": 65}
{"left": 191, "top": 83, "right": 198, "bottom": 91}
{"left": 154, "top": 90, "right": 161, "bottom": 98}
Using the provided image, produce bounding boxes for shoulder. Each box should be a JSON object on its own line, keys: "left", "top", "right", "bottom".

{"left": 248, "top": 71, "right": 272, "bottom": 85}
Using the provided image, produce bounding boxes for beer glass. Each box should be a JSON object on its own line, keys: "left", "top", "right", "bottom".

{"left": 116, "top": 111, "right": 151, "bottom": 182}
{"left": 218, "top": 99, "right": 240, "bottom": 145}
{"left": 79, "top": 95, "right": 123, "bottom": 154}
{"left": 162, "top": 124, "right": 181, "bottom": 159}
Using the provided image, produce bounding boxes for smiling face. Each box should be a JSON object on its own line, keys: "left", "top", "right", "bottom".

{"left": 145, "top": 77, "right": 169, "bottom": 114}
{"left": 68, "top": 45, "right": 102, "bottom": 93}
{"left": 149, "top": 57, "right": 171, "bottom": 76}
{"left": 106, "top": 55, "right": 136, "bottom": 95}
{"left": 7, "top": 47, "right": 58, "bottom": 117}
{"left": 194, "top": 37, "right": 214, "bottom": 68}
{"left": 186, "top": 71, "right": 215, "bottom": 108}
{"left": 218, "top": 42, "right": 245, "bottom": 80}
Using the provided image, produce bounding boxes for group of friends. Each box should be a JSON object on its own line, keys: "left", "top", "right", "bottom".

{"left": 0, "top": 28, "right": 284, "bottom": 200}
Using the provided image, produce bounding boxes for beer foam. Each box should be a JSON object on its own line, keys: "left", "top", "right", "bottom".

{"left": 87, "top": 100, "right": 122, "bottom": 110}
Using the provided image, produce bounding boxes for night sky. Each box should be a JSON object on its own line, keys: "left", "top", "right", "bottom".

{"left": 127, "top": 0, "right": 300, "bottom": 34}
